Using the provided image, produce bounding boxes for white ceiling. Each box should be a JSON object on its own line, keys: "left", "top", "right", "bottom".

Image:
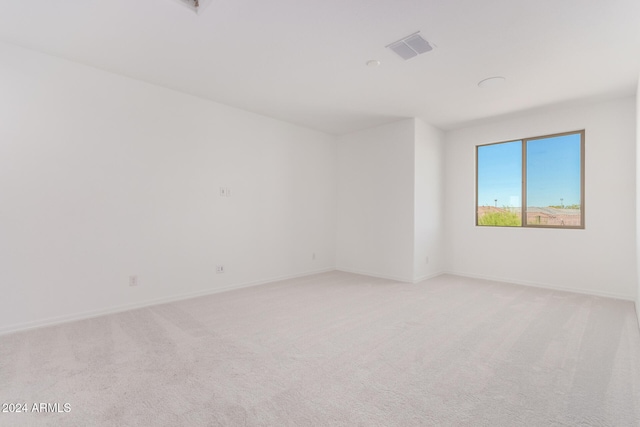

{"left": 1, "top": 0, "right": 639, "bottom": 134}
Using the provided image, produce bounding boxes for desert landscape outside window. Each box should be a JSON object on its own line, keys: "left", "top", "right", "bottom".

{"left": 476, "top": 130, "right": 584, "bottom": 229}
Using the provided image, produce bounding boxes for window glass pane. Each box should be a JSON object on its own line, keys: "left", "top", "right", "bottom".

{"left": 525, "top": 133, "right": 581, "bottom": 227}
{"left": 477, "top": 141, "right": 522, "bottom": 226}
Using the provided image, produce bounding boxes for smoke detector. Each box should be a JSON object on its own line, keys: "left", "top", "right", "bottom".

{"left": 171, "top": 0, "right": 213, "bottom": 14}
{"left": 386, "top": 32, "right": 434, "bottom": 60}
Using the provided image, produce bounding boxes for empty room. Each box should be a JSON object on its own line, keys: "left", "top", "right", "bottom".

{"left": 1, "top": 0, "right": 640, "bottom": 425}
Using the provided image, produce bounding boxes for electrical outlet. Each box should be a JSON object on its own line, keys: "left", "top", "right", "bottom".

{"left": 216, "top": 265, "right": 224, "bottom": 273}
{"left": 226, "top": 187, "right": 232, "bottom": 197}
{"left": 312, "top": 252, "right": 316, "bottom": 260}
{"left": 220, "top": 187, "right": 227, "bottom": 197}
{"left": 129, "top": 275, "right": 138, "bottom": 286}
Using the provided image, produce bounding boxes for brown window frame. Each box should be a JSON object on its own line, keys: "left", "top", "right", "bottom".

{"left": 475, "top": 130, "right": 585, "bottom": 229}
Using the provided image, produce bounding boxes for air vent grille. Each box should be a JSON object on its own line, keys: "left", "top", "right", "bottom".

{"left": 387, "top": 32, "right": 433, "bottom": 60}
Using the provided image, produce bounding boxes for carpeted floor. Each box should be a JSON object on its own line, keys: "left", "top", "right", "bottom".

{"left": 1, "top": 271, "right": 639, "bottom": 426}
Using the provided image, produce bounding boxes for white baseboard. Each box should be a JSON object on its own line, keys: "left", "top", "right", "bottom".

{"left": 0, "top": 267, "right": 335, "bottom": 336}
{"left": 412, "top": 272, "right": 445, "bottom": 284}
{"left": 5, "top": 267, "right": 632, "bottom": 336}
{"left": 336, "top": 267, "right": 444, "bottom": 284}
{"left": 335, "top": 267, "right": 414, "bottom": 283}
{"left": 445, "top": 270, "right": 636, "bottom": 302}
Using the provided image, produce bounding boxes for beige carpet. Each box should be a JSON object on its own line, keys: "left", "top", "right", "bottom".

{"left": 1, "top": 271, "right": 639, "bottom": 426}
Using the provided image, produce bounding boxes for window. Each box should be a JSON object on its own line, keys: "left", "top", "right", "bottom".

{"left": 476, "top": 130, "right": 584, "bottom": 229}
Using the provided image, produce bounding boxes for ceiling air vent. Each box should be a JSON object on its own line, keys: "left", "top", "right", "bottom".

{"left": 171, "top": 0, "right": 213, "bottom": 14}
{"left": 387, "top": 32, "right": 433, "bottom": 60}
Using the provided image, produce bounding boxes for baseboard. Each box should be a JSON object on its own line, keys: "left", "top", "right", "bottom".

{"left": 6, "top": 267, "right": 630, "bottom": 336}
{"left": 335, "top": 267, "right": 414, "bottom": 283}
{"left": 335, "top": 267, "right": 444, "bottom": 284}
{"left": 0, "top": 267, "right": 335, "bottom": 336}
{"left": 445, "top": 270, "right": 636, "bottom": 302}
{"left": 412, "top": 272, "right": 445, "bottom": 284}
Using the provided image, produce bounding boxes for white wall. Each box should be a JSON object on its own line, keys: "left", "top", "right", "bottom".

{"left": 336, "top": 118, "right": 446, "bottom": 282}
{"left": 445, "top": 97, "right": 637, "bottom": 300}
{"left": 336, "top": 119, "right": 416, "bottom": 281}
{"left": 0, "top": 42, "right": 337, "bottom": 333}
{"left": 636, "top": 77, "right": 640, "bottom": 324}
{"left": 414, "top": 119, "right": 445, "bottom": 280}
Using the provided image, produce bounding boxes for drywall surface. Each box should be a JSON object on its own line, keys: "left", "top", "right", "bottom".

{"left": 414, "top": 119, "right": 445, "bottom": 281}
{"left": 445, "top": 97, "right": 637, "bottom": 300}
{"left": 0, "top": 42, "right": 337, "bottom": 332}
{"left": 336, "top": 119, "right": 415, "bottom": 281}
{"left": 636, "top": 80, "right": 640, "bottom": 324}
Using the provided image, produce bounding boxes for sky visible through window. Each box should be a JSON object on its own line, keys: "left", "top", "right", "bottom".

{"left": 526, "top": 134, "right": 581, "bottom": 207}
{"left": 477, "top": 141, "right": 521, "bottom": 208}
{"left": 477, "top": 133, "right": 581, "bottom": 208}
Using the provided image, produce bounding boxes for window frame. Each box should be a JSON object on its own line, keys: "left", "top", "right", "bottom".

{"left": 475, "top": 130, "right": 585, "bottom": 229}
